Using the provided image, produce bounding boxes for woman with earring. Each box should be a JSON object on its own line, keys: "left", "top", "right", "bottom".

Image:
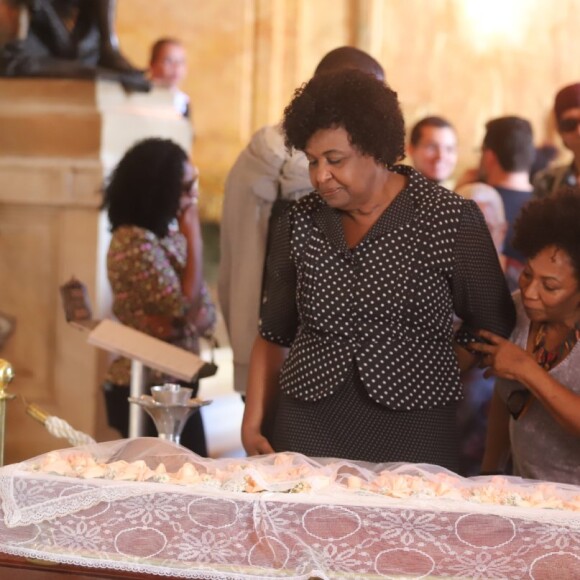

{"left": 101, "top": 138, "right": 215, "bottom": 455}
{"left": 474, "top": 188, "right": 580, "bottom": 484}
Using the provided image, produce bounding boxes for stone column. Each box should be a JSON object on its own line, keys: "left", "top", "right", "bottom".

{"left": 0, "top": 78, "right": 191, "bottom": 463}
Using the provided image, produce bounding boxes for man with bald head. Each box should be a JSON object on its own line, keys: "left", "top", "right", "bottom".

{"left": 218, "top": 47, "right": 385, "bottom": 396}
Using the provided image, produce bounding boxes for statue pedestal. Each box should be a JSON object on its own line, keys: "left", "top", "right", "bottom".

{"left": 0, "top": 78, "right": 192, "bottom": 463}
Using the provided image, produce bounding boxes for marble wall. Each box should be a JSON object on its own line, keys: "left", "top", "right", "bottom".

{"left": 113, "top": 0, "right": 580, "bottom": 221}
{"left": 1, "top": 0, "right": 579, "bottom": 219}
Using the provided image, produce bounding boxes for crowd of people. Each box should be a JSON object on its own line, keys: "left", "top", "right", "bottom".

{"left": 102, "top": 43, "right": 580, "bottom": 486}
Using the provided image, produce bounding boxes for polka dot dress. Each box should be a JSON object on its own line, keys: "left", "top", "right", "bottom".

{"left": 271, "top": 368, "right": 461, "bottom": 470}
{"left": 260, "top": 165, "right": 515, "bottom": 466}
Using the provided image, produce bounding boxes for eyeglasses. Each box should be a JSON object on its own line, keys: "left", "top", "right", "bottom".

{"left": 181, "top": 177, "right": 199, "bottom": 194}
{"left": 558, "top": 118, "right": 580, "bottom": 132}
{"left": 506, "top": 389, "right": 532, "bottom": 420}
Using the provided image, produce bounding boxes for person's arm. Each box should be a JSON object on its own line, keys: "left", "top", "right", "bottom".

{"left": 241, "top": 336, "right": 288, "bottom": 455}
{"left": 471, "top": 329, "right": 580, "bottom": 436}
{"left": 451, "top": 200, "right": 516, "bottom": 371}
{"left": 453, "top": 343, "right": 479, "bottom": 374}
{"left": 178, "top": 202, "right": 204, "bottom": 315}
{"left": 241, "top": 201, "right": 299, "bottom": 453}
{"left": 108, "top": 228, "right": 187, "bottom": 340}
{"left": 481, "top": 387, "right": 512, "bottom": 474}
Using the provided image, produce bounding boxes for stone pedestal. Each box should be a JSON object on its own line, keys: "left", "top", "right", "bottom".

{"left": 0, "top": 78, "right": 192, "bottom": 463}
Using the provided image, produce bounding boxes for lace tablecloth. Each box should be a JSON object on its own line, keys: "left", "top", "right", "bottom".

{"left": 1, "top": 439, "right": 579, "bottom": 579}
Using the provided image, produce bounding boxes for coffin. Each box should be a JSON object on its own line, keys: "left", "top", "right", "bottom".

{"left": 1, "top": 438, "right": 579, "bottom": 579}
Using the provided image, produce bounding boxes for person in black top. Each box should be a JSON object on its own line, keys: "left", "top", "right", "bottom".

{"left": 241, "top": 70, "right": 515, "bottom": 471}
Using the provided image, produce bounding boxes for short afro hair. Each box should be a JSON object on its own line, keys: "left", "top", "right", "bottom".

{"left": 282, "top": 69, "right": 405, "bottom": 167}
{"left": 103, "top": 138, "right": 188, "bottom": 238}
{"left": 513, "top": 186, "right": 580, "bottom": 282}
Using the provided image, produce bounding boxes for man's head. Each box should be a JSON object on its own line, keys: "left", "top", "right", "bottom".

{"left": 314, "top": 46, "right": 385, "bottom": 81}
{"left": 481, "top": 116, "right": 535, "bottom": 179}
{"left": 149, "top": 38, "right": 187, "bottom": 89}
{"left": 408, "top": 116, "right": 458, "bottom": 183}
{"left": 554, "top": 83, "right": 580, "bottom": 159}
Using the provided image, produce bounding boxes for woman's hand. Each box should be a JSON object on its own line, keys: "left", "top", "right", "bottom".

{"left": 468, "top": 329, "right": 536, "bottom": 381}
{"left": 242, "top": 337, "right": 286, "bottom": 456}
{"left": 241, "top": 425, "right": 275, "bottom": 456}
{"left": 177, "top": 194, "right": 203, "bottom": 310}
{"left": 177, "top": 197, "right": 200, "bottom": 236}
{"left": 472, "top": 330, "right": 580, "bottom": 436}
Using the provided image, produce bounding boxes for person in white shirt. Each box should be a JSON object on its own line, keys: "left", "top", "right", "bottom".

{"left": 149, "top": 37, "right": 190, "bottom": 118}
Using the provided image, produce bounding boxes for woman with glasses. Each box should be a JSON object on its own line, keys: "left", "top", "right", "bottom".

{"left": 474, "top": 188, "right": 580, "bottom": 484}
{"left": 101, "top": 138, "right": 215, "bottom": 455}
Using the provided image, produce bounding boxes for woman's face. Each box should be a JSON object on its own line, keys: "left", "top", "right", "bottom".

{"left": 519, "top": 245, "right": 580, "bottom": 326}
{"left": 179, "top": 161, "right": 200, "bottom": 213}
{"left": 304, "top": 126, "right": 385, "bottom": 211}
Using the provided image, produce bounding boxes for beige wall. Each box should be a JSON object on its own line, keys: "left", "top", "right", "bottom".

{"left": 2, "top": 1, "right": 579, "bottom": 219}
{"left": 113, "top": 0, "right": 580, "bottom": 221}
{"left": 375, "top": 0, "right": 580, "bottom": 171}
{"left": 115, "top": 0, "right": 355, "bottom": 221}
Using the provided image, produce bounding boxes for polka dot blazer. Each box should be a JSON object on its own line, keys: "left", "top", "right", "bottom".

{"left": 260, "top": 165, "right": 516, "bottom": 410}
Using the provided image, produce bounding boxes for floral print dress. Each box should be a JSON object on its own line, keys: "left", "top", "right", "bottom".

{"left": 105, "top": 223, "right": 212, "bottom": 387}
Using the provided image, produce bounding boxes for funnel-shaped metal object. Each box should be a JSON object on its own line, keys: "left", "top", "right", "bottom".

{"left": 128, "top": 384, "right": 211, "bottom": 445}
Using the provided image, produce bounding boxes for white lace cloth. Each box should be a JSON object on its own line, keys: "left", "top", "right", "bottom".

{"left": 1, "top": 438, "right": 580, "bottom": 579}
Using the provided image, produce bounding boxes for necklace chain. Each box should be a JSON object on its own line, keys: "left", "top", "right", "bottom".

{"left": 532, "top": 322, "right": 580, "bottom": 370}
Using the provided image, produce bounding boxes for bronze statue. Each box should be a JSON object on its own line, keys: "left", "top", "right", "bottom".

{"left": 0, "top": 0, "right": 149, "bottom": 91}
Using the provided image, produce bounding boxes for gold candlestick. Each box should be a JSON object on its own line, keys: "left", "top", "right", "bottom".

{"left": 0, "top": 359, "right": 15, "bottom": 467}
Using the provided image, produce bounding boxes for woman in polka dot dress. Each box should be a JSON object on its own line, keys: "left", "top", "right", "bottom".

{"left": 241, "top": 70, "right": 515, "bottom": 472}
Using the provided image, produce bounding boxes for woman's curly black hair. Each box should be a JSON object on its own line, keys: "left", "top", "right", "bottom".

{"left": 102, "top": 138, "right": 188, "bottom": 237}
{"left": 513, "top": 186, "right": 580, "bottom": 281}
{"left": 282, "top": 69, "right": 405, "bottom": 166}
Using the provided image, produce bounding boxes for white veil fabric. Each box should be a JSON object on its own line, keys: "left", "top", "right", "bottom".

{"left": 1, "top": 439, "right": 580, "bottom": 578}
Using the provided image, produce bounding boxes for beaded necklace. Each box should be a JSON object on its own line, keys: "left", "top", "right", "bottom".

{"left": 509, "top": 322, "right": 580, "bottom": 421}
{"left": 532, "top": 322, "right": 580, "bottom": 370}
